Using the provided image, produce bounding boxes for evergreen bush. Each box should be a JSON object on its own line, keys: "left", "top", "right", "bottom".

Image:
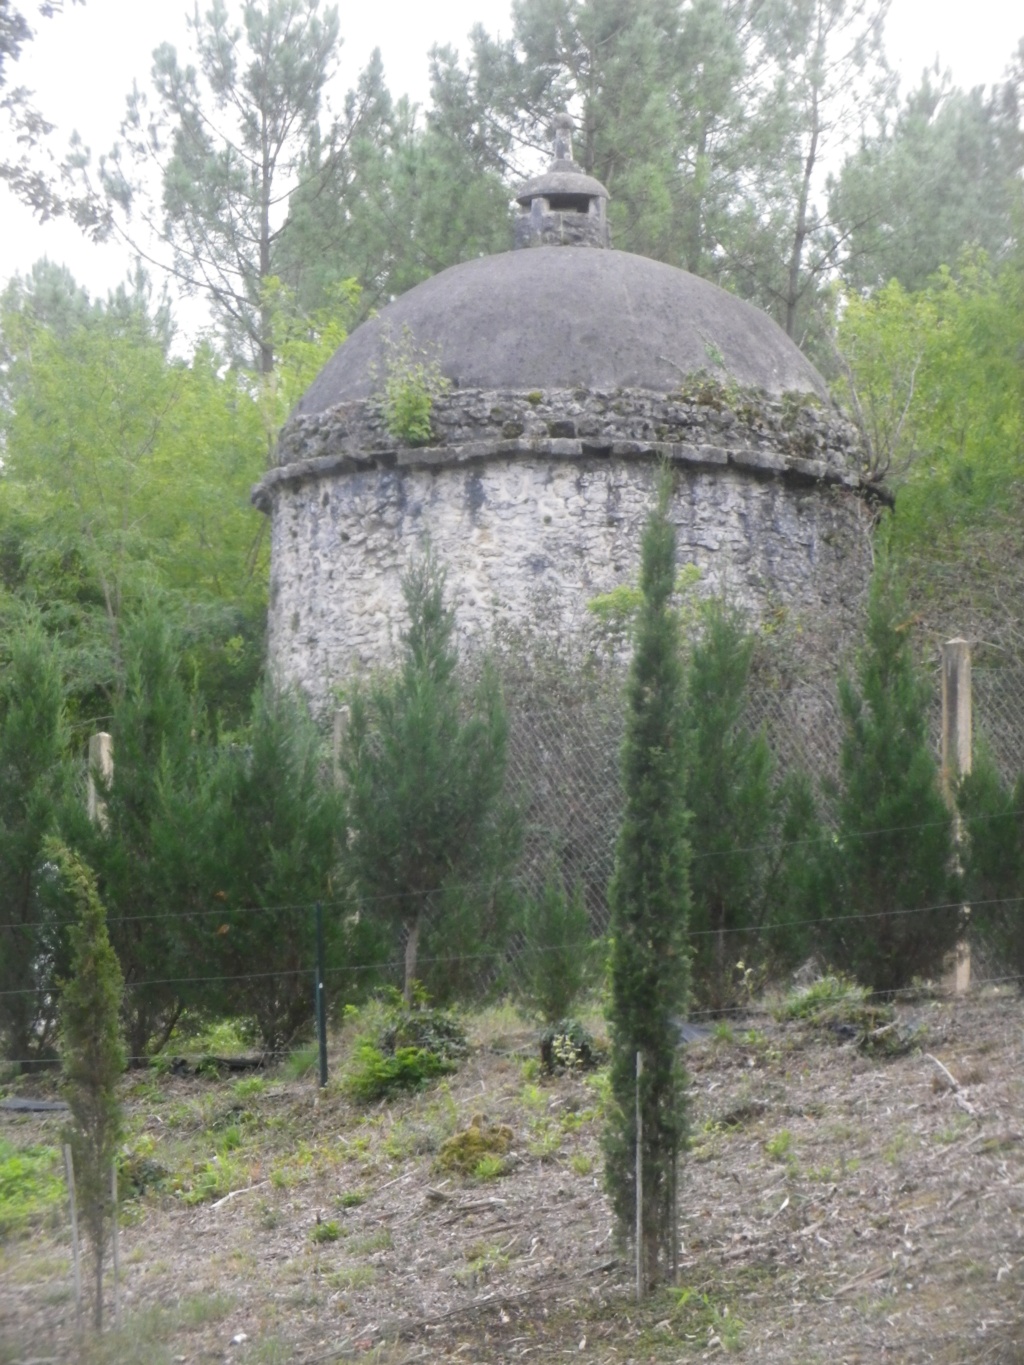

{"left": 340, "top": 550, "right": 517, "bottom": 1001}
{"left": 518, "top": 868, "right": 595, "bottom": 1023}
{"left": 958, "top": 751, "right": 1024, "bottom": 975}
{"left": 603, "top": 473, "right": 691, "bottom": 1290}
{"left": 51, "top": 840, "right": 125, "bottom": 1331}
{"left": 0, "top": 622, "right": 71, "bottom": 1067}
{"left": 683, "top": 600, "right": 773, "bottom": 1010}
{"left": 823, "top": 564, "right": 957, "bottom": 992}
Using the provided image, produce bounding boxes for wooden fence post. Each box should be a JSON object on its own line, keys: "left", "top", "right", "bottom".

{"left": 941, "top": 639, "right": 971, "bottom": 994}
{"left": 87, "top": 731, "right": 113, "bottom": 829}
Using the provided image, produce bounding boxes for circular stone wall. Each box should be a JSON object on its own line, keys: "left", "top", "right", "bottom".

{"left": 257, "top": 382, "right": 875, "bottom": 711}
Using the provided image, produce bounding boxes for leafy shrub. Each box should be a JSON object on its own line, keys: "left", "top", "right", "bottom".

{"left": 380, "top": 1007, "right": 468, "bottom": 1064}
{"left": 539, "top": 1017, "right": 599, "bottom": 1072}
{"left": 344, "top": 1041, "right": 454, "bottom": 1103}
{"left": 311, "top": 1218, "right": 340, "bottom": 1244}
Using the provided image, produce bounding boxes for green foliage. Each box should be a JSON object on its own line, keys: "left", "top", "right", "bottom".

{"left": 340, "top": 550, "right": 516, "bottom": 1000}
{"left": 0, "top": 280, "right": 268, "bottom": 685}
{"left": 684, "top": 600, "right": 774, "bottom": 1011}
{"left": 344, "top": 1001, "right": 466, "bottom": 1102}
{"left": 833, "top": 256, "right": 1024, "bottom": 643}
{"left": 0, "top": 620, "right": 72, "bottom": 1066}
{"left": 51, "top": 840, "right": 125, "bottom": 1330}
{"left": 539, "top": 1018, "right": 599, "bottom": 1074}
{"left": 957, "top": 753, "right": 1024, "bottom": 975}
{"left": 93, "top": 0, "right": 351, "bottom": 373}
{"left": 823, "top": 564, "right": 957, "bottom": 992}
{"left": 379, "top": 1007, "right": 469, "bottom": 1065}
{"left": 70, "top": 608, "right": 207, "bottom": 1061}
{"left": 377, "top": 326, "right": 451, "bottom": 446}
{"left": 0, "top": 1140, "right": 64, "bottom": 1237}
{"left": 311, "top": 1219, "right": 340, "bottom": 1244}
{"left": 604, "top": 472, "right": 690, "bottom": 1288}
{"left": 777, "top": 972, "right": 870, "bottom": 1022}
{"left": 518, "top": 870, "right": 594, "bottom": 1024}
{"left": 831, "top": 67, "right": 1024, "bottom": 295}
{"left": 260, "top": 274, "right": 359, "bottom": 427}
{"left": 195, "top": 682, "right": 345, "bottom": 1052}
{"left": 343, "top": 1041, "right": 454, "bottom": 1103}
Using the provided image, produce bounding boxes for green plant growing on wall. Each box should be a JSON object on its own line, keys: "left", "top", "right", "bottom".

{"left": 50, "top": 840, "right": 125, "bottom": 1331}
{"left": 378, "top": 325, "right": 451, "bottom": 445}
{"left": 587, "top": 564, "right": 701, "bottom": 653}
{"left": 603, "top": 470, "right": 691, "bottom": 1291}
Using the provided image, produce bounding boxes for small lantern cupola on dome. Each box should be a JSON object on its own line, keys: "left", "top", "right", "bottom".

{"left": 514, "top": 112, "right": 611, "bottom": 249}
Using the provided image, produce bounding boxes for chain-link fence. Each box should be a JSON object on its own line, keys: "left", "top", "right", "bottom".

{"left": 501, "top": 656, "right": 1024, "bottom": 933}
{"left": 973, "top": 665, "right": 1024, "bottom": 779}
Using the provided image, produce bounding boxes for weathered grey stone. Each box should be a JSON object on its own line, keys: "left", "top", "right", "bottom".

{"left": 257, "top": 130, "right": 878, "bottom": 715}
{"left": 294, "top": 251, "right": 830, "bottom": 415}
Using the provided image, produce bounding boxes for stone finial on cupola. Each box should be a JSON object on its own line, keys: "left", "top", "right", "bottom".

{"left": 514, "top": 112, "right": 611, "bottom": 249}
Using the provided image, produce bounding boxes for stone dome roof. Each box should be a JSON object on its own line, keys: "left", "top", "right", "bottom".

{"left": 295, "top": 246, "right": 829, "bottom": 417}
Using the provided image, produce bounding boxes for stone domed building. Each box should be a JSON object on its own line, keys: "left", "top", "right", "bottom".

{"left": 254, "top": 117, "right": 876, "bottom": 711}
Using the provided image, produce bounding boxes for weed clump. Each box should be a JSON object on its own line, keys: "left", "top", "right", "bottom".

{"left": 435, "top": 1114, "right": 514, "bottom": 1177}
{"left": 775, "top": 973, "right": 921, "bottom": 1054}
{"left": 344, "top": 1004, "right": 468, "bottom": 1103}
{"left": 539, "top": 1018, "right": 599, "bottom": 1073}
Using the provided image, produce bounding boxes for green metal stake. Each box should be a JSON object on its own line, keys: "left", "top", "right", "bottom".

{"left": 315, "top": 900, "right": 328, "bottom": 1087}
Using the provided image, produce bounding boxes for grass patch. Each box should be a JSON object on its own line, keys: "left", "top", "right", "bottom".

{"left": 776, "top": 973, "right": 893, "bottom": 1035}
{"left": 75, "top": 1292, "right": 235, "bottom": 1364}
{"left": 0, "top": 1140, "right": 64, "bottom": 1236}
{"left": 281, "top": 1045, "right": 318, "bottom": 1080}
{"left": 311, "top": 1219, "right": 341, "bottom": 1244}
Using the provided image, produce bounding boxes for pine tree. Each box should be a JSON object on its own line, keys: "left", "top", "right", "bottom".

{"left": 958, "top": 754, "right": 1024, "bottom": 977}
{"left": 518, "top": 868, "right": 593, "bottom": 1024}
{"left": 73, "top": 607, "right": 206, "bottom": 1059}
{"left": 0, "top": 621, "right": 71, "bottom": 1067}
{"left": 198, "top": 682, "right": 344, "bottom": 1050}
{"left": 51, "top": 840, "right": 125, "bottom": 1332}
{"left": 340, "top": 550, "right": 514, "bottom": 1002}
{"left": 603, "top": 474, "right": 690, "bottom": 1290}
{"left": 684, "top": 600, "right": 773, "bottom": 1011}
{"left": 826, "top": 563, "right": 957, "bottom": 992}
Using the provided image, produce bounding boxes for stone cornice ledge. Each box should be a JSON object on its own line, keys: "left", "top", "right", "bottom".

{"left": 251, "top": 438, "right": 890, "bottom": 513}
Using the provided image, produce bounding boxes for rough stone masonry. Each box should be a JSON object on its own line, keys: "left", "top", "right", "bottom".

{"left": 254, "top": 119, "right": 878, "bottom": 712}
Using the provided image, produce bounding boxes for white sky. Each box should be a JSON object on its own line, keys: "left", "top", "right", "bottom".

{"left": 0, "top": 0, "right": 1020, "bottom": 325}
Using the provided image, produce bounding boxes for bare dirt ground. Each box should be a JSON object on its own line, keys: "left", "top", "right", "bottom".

{"left": 2, "top": 988, "right": 1023, "bottom": 1364}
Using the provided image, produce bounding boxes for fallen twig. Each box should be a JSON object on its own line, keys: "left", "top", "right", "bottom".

{"left": 211, "top": 1180, "right": 268, "bottom": 1210}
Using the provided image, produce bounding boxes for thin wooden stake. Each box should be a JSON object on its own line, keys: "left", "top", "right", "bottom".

{"left": 635, "top": 1050, "right": 643, "bottom": 1302}
{"left": 111, "top": 1162, "right": 121, "bottom": 1327}
{"left": 63, "top": 1144, "right": 83, "bottom": 1331}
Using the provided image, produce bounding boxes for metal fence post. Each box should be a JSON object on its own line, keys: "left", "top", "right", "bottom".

{"left": 941, "top": 639, "right": 972, "bottom": 994}
{"left": 314, "top": 901, "right": 328, "bottom": 1087}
